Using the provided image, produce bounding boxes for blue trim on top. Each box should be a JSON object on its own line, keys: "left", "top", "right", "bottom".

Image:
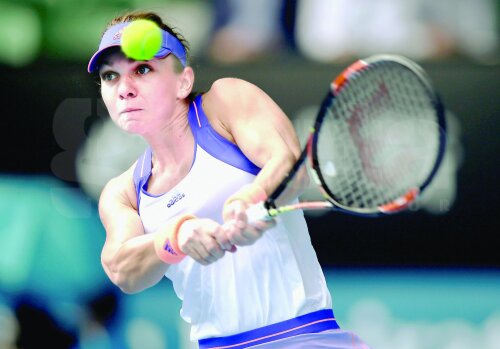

{"left": 133, "top": 148, "right": 152, "bottom": 213}
{"left": 198, "top": 309, "right": 339, "bottom": 349}
{"left": 132, "top": 95, "right": 261, "bottom": 211}
{"left": 188, "top": 95, "right": 261, "bottom": 176}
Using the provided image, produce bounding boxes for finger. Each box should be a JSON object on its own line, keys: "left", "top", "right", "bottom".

{"left": 196, "top": 234, "right": 227, "bottom": 264}
{"left": 240, "top": 225, "right": 264, "bottom": 243}
{"left": 226, "top": 220, "right": 254, "bottom": 246}
{"left": 185, "top": 245, "right": 209, "bottom": 266}
{"left": 235, "top": 219, "right": 274, "bottom": 246}
{"left": 233, "top": 202, "right": 249, "bottom": 228}
{"left": 205, "top": 238, "right": 225, "bottom": 260}
{"left": 222, "top": 200, "right": 239, "bottom": 222}
{"left": 251, "top": 218, "right": 276, "bottom": 231}
{"left": 193, "top": 244, "right": 216, "bottom": 265}
{"left": 228, "top": 228, "right": 259, "bottom": 246}
{"left": 224, "top": 200, "right": 248, "bottom": 224}
{"left": 232, "top": 201, "right": 247, "bottom": 217}
{"left": 216, "top": 223, "right": 236, "bottom": 251}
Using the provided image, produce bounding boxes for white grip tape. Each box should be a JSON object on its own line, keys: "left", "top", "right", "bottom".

{"left": 246, "top": 202, "right": 272, "bottom": 225}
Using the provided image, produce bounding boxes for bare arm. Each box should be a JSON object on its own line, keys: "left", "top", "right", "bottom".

{"left": 204, "top": 78, "right": 308, "bottom": 203}
{"left": 99, "top": 168, "right": 169, "bottom": 294}
{"left": 99, "top": 167, "right": 228, "bottom": 293}
{"left": 203, "top": 78, "right": 309, "bottom": 245}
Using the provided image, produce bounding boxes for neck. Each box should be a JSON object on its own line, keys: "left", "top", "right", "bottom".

{"left": 145, "top": 100, "right": 194, "bottom": 172}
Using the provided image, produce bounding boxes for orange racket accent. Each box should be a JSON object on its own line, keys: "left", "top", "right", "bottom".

{"left": 379, "top": 188, "right": 419, "bottom": 213}
{"left": 332, "top": 60, "right": 368, "bottom": 93}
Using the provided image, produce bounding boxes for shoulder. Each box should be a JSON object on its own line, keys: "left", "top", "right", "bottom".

{"left": 202, "top": 78, "right": 271, "bottom": 124}
{"left": 208, "top": 77, "right": 258, "bottom": 94}
{"left": 199, "top": 78, "right": 263, "bottom": 142}
{"left": 99, "top": 163, "right": 138, "bottom": 213}
{"left": 204, "top": 78, "right": 266, "bottom": 110}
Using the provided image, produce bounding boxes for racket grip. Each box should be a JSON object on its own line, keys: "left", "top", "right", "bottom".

{"left": 246, "top": 202, "right": 272, "bottom": 225}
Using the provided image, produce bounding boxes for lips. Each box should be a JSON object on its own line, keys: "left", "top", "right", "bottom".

{"left": 120, "top": 107, "right": 142, "bottom": 114}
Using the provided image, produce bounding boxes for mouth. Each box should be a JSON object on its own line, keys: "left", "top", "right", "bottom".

{"left": 120, "top": 108, "right": 143, "bottom": 115}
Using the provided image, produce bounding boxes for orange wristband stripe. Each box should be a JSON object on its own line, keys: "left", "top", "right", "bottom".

{"left": 154, "top": 214, "right": 196, "bottom": 264}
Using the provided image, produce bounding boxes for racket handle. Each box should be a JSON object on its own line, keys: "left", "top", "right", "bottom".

{"left": 246, "top": 202, "right": 272, "bottom": 225}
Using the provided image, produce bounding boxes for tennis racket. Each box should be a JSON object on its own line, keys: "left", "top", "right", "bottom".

{"left": 247, "top": 54, "right": 447, "bottom": 222}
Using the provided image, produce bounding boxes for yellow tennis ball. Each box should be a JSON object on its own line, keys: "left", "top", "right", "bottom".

{"left": 121, "top": 19, "right": 162, "bottom": 61}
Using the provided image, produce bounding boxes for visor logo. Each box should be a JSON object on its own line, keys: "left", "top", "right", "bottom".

{"left": 112, "top": 29, "right": 123, "bottom": 41}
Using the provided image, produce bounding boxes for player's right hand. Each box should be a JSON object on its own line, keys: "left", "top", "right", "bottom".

{"left": 222, "top": 199, "right": 276, "bottom": 246}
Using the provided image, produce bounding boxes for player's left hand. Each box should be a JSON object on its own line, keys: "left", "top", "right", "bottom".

{"left": 222, "top": 199, "right": 276, "bottom": 246}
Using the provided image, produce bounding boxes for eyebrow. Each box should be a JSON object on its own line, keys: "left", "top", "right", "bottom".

{"left": 100, "top": 59, "right": 111, "bottom": 67}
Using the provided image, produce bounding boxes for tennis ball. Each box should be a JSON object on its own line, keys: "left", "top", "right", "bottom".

{"left": 121, "top": 19, "right": 162, "bottom": 61}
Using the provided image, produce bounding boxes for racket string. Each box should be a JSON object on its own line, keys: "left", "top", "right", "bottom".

{"left": 317, "top": 62, "right": 440, "bottom": 211}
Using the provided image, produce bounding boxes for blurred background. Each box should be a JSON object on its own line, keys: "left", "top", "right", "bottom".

{"left": 0, "top": 0, "right": 499, "bottom": 348}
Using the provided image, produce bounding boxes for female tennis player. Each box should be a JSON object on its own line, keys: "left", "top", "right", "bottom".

{"left": 89, "top": 11, "right": 371, "bottom": 349}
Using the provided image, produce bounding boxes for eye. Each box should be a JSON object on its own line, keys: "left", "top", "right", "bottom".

{"left": 100, "top": 71, "right": 118, "bottom": 81}
{"left": 136, "top": 65, "right": 152, "bottom": 75}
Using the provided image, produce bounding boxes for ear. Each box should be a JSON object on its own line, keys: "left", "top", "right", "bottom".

{"left": 177, "top": 67, "right": 195, "bottom": 99}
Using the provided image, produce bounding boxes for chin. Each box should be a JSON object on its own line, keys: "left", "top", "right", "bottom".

{"left": 119, "top": 120, "right": 145, "bottom": 135}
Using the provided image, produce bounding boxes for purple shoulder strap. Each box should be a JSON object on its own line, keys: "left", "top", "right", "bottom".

{"left": 188, "top": 95, "right": 260, "bottom": 175}
{"left": 132, "top": 147, "right": 152, "bottom": 212}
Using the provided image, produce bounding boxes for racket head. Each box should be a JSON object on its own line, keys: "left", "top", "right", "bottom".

{"left": 310, "top": 54, "right": 447, "bottom": 216}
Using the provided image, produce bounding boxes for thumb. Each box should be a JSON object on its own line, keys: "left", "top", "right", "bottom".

{"left": 223, "top": 199, "right": 248, "bottom": 223}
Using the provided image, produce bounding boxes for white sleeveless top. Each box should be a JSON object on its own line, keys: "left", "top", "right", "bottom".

{"left": 134, "top": 95, "right": 332, "bottom": 341}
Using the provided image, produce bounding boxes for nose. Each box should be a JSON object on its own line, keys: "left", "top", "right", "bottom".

{"left": 118, "top": 75, "right": 137, "bottom": 100}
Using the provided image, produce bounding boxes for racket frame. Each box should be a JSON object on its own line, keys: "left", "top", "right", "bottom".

{"left": 264, "top": 55, "right": 447, "bottom": 217}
